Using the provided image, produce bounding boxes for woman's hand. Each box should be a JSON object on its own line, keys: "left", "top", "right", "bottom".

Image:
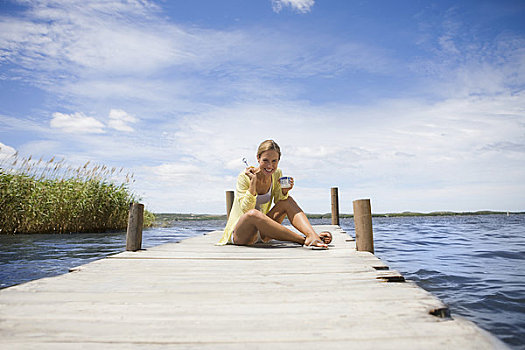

{"left": 245, "top": 166, "right": 258, "bottom": 195}
{"left": 282, "top": 177, "right": 294, "bottom": 195}
{"left": 244, "top": 166, "right": 256, "bottom": 179}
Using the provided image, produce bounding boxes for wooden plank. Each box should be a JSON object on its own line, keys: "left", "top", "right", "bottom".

{"left": 0, "top": 226, "right": 506, "bottom": 349}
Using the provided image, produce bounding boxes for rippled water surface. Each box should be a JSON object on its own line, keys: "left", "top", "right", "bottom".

{"left": 1, "top": 215, "right": 524, "bottom": 349}
{"left": 339, "top": 215, "right": 525, "bottom": 350}
{"left": 0, "top": 220, "right": 225, "bottom": 289}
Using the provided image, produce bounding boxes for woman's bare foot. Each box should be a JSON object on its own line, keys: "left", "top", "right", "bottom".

{"left": 304, "top": 235, "right": 328, "bottom": 248}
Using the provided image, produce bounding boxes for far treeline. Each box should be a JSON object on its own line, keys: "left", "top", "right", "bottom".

{"left": 308, "top": 211, "right": 525, "bottom": 218}
{"left": 0, "top": 152, "right": 155, "bottom": 235}
{"left": 154, "top": 210, "right": 524, "bottom": 224}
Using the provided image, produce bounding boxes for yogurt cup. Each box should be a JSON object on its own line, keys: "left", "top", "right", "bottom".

{"left": 279, "top": 176, "right": 292, "bottom": 189}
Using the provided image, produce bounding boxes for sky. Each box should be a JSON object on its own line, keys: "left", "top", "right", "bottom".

{"left": 0, "top": 0, "right": 524, "bottom": 214}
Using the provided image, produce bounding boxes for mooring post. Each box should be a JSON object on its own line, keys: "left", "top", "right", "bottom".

{"left": 226, "top": 190, "right": 234, "bottom": 219}
{"left": 331, "top": 187, "right": 340, "bottom": 225}
{"left": 353, "top": 199, "right": 374, "bottom": 253}
{"left": 126, "top": 203, "right": 144, "bottom": 251}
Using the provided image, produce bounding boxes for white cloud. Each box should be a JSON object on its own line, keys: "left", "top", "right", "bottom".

{"left": 1, "top": 1, "right": 524, "bottom": 214}
{"left": 134, "top": 91, "right": 525, "bottom": 213}
{"left": 16, "top": 140, "right": 63, "bottom": 158}
{"left": 0, "top": 141, "right": 16, "bottom": 160}
{"left": 108, "top": 109, "right": 137, "bottom": 132}
{"left": 272, "top": 0, "right": 315, "bottom": 13}
{"left": 412, "top": 8, "right": 525, "bottom": 98}
{"left": 150, "top": 163, "right": 202, "bottom": 181}
{"left": 50, "top": 112, "right": 105, "bottom": 134}
{"left": 139, "top": 161, "right": 235, "bottom": 213}
{"left": 6, "top": 91, "right": 524, "bottom": 214}
{"left": 48, "top": 109, "right": 138, "bottom": 134}
{"left": 0, "top": 0, "right": 380, "bottom": 92}
{"left": 0, "top": 0, "right": 186, "bottom": 77}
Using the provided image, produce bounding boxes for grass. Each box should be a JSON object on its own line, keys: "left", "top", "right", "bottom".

{"left": 0, "top": 151, "right": 154, "bottom": 234}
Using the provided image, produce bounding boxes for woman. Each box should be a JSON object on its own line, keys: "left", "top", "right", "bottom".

{"left": 217, "top": 140, "right": 331, "bottom": 248}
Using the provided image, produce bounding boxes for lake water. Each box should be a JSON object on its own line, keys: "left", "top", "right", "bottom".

{"left": 1, "top": 215, "right": 524, "bottom": 349}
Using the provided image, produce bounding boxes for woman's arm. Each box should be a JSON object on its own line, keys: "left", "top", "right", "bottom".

{"left": 236, "top": 169, "right": 257, "bottom": 212}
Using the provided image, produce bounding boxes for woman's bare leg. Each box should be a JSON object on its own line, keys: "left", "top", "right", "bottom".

{"left": 265, "top": 196, "right": 325, "bottom": 246}
{"left": 232, "top": 209, "right": 306, "bottom": 245}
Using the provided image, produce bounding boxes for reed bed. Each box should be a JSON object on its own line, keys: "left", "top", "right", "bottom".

{"left": 0, "top": 151, "right": 154, "bottom": 234}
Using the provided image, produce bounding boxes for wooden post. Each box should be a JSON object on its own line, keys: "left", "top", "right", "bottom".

{"left": 353, "top": 199, "right": 374, "bottom": 253}
{"left": 226, "top": 191, "right": 234, "bottom": 220}
{"left": 126, "top": 203, "right": 144, "bottom": 251}
{"left": 331, "top": 187, "right": 339, "bottom": 225}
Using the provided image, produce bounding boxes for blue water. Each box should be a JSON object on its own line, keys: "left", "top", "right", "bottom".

{"left": 0, "top": 215, "right": 524, "bottom": 349}
{"left": 343, "top": 214, "right": 525, "bottom": 350}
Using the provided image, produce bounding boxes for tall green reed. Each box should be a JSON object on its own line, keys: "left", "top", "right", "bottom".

{"left": 0, "top": 150, "right": 154, "bottom": 234}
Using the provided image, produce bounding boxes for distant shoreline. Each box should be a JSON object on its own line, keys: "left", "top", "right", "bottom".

{"left": 153, "top": 211, "right": 525, "bottom": 222}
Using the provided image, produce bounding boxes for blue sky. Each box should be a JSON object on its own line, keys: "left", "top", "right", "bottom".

{"left": 1, "top": 0, "right": 524, "bottom": 214}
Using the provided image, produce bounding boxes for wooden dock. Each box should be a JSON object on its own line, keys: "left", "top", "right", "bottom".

{"left": 0, "top": 225, "right": 506, "bottom": 349}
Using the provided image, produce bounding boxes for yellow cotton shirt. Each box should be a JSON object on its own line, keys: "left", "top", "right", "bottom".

{"left": 217, "top": 168, "right": 288, "bottom": 245}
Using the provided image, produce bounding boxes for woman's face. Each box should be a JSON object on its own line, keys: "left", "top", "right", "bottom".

{"left": 258, "top": 150, "right": 280, "bottom": 176}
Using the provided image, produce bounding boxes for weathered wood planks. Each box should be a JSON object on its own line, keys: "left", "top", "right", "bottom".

{"left": 0, "top": 225, "right": 506, "bottom": 349}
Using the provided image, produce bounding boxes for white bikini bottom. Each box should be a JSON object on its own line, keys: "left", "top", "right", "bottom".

{"left": 230, "top": 230, "right": 263, "bottom": 245}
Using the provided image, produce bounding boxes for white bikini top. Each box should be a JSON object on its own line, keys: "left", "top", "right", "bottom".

{"left": 255, "top": 179, "right": 272, "bottom": 210}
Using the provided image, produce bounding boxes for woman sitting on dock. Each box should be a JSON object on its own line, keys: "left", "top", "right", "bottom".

{"left": 218, "top": 139, "right": 331, "bottom": 248}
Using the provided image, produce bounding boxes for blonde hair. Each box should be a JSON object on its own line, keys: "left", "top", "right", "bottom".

{"left": 257, "top": 140, "right": 281, "bottom": 160}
